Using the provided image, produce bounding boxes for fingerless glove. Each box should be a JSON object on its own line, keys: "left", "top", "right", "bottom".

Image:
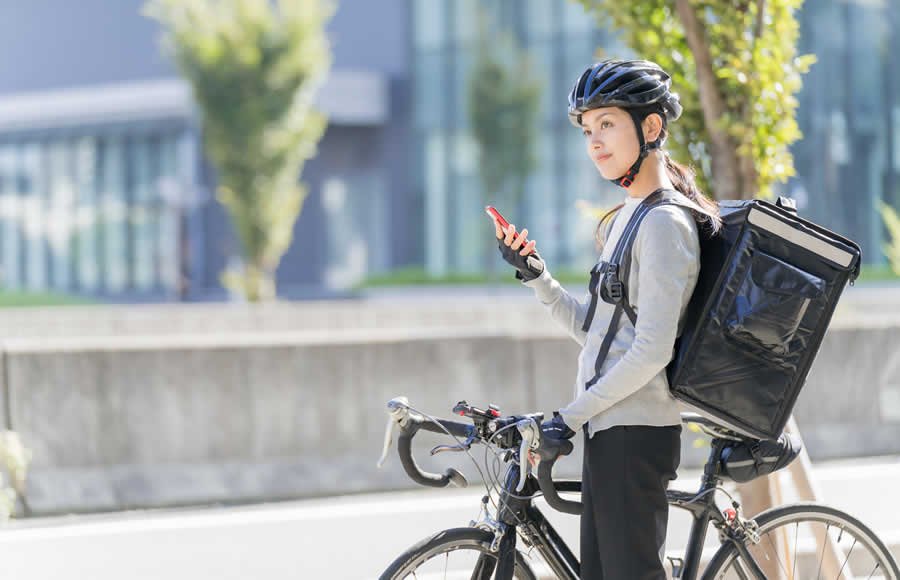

{"left": 498, "top": 239, "right": 545, "bottom": 282}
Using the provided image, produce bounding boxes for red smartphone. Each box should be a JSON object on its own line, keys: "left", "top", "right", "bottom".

{"left": 485, "top": 205, "right": 511, "bottom": 230}
{"left": 486, "top": 205, "right": 530, "bottom": 244}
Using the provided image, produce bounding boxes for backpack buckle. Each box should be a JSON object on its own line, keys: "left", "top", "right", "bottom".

{"left": 606, "top": 280, "right": 624, "bottom": 301}
{"left": 601, "top": 265, "right": 624, "bottom": 303}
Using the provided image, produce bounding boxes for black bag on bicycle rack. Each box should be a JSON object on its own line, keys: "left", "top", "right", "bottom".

{"left": 719, "top": 432, "right": 803, "bottom": 483}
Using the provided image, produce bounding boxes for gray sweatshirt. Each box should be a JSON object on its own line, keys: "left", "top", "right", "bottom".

{"left": 523, "top": 194, "right": 700, "bottom": 436}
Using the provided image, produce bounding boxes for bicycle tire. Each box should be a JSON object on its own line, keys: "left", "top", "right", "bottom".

{"left": 379, "top": 527, "right": 538, "bottom": 580}
{"left": 703, "top": 502, "right": 900, "bottom": 579}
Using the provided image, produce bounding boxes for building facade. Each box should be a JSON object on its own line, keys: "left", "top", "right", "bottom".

{"left": 0, "top": 0, "right": 413, "bottom": 300}
{"left": 0, "top": 0, "right": 896, "bottom": 302}
{"left": 413, "top": 0, "right": 900, "bottom": 276}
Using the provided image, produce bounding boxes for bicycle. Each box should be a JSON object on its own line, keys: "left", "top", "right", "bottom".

{"left": 376, "top": 396, "right": 900, "bottom": 579}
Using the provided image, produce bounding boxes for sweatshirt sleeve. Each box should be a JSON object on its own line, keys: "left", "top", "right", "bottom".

{"left": 559, "top": 206, "right": 700, "bottom": 430}
{"left": 522, "top": 267, "right": 591, "bottom": 347}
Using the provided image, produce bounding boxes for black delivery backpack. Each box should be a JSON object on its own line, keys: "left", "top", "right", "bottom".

{"left": 594, "top": 190, "right": 861, "bottom": 440}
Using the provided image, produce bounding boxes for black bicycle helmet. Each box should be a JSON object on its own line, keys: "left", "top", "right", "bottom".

{"left": 568, "top": 59, "right": 683, "bottom": 188}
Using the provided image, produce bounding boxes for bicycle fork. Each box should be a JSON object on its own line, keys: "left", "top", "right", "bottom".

{"left": 470, "top": 524, "right": 516, "bottom": 580}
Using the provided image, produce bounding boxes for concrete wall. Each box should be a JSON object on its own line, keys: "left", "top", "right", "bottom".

{"left": 1, "top": 309, "right": 898, "bottom": 515}
{"left": 0, "top": 282, "right": 894, "bottom": 337}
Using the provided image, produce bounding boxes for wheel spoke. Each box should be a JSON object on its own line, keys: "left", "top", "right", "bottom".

{"left": 764, "top": 528, "right": 791, "bottom": 578}
{"left": 867, "top": 562, "right": 881, "bottom": 579}
{"left": 835, "top": 538, "right": 857, "bottom": 580}
{"left": 702, "top": 506, "right": 897, "bottom": 580}
{"left": 816, "top": 524, "right": 832, "bottom": 580}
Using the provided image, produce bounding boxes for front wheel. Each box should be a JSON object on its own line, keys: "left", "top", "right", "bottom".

{"left": 379, "top": 527, "right": 537, "bottom": 580}
{"left": 703, "top": 502, "right": 900, "bottom": 579}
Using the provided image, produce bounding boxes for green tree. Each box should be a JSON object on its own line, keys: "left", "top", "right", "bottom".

{"left": 0, "top": 431, "right": 29, "bottom": 520}
{"left": 574, "top": 0, "right": 814, "bottom": 200}
{"left": 146, "top": 0, "right": 333, "bottom": 300}
{"left": 468, "top": 21, "right": 542, "bottom": 274}
{"left": 880, "top": 203, "right": 900, "bottom": 275}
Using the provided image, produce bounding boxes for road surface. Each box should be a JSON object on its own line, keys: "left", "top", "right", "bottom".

{"left": 1, "top": 457, "right": 898, "bottom": 579}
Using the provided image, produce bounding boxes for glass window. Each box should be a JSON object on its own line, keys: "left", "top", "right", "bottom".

{"left": 0, "top": 145, "right": 20, "bottom": 289}
{"left": 413, "top": 51, "right": 447, "bottom": 131}
{"left": 453, "top": 47, "right": 475, "bottom": 129}
{"left": 524, "top": 134, "right": 557, "bottom": 264}
{"left": 449, "top": 132, "right": 481, "bottom": 273}
{"left": 527, "top": 40, "right": 556, "bottom": 125}
{"left": 21, "top": 143, "right": 46, "bottom": 291}
{"left": 131, "top": 137, "right": 157, "bottom": 292}
{"left": 321, "top": 177, "right": 354, "bottom": 288}
{"left": 562, "top": 0, "right": 593, "bottom": 35}
{"left": 356, "top": 169, "right": 388, "bottom": 275}
{"left": 101, "top": 137, "right": 128, "bottom": 293}
{"left": 413, "top": 0, "right": 447, "bottom": 50}
{"left": 74, "top": 137, "right": 100, "bottom": 292}
{"left": 894, "top": 106, "right": 900, "bottom": 174}
{"left": 424, "top": 133, "right": 448, "bottom": 276}
{"left": 563, "top": 33, "right": 596, "bottom": 91}
{"left": 157, "top": 134, "right": 181, "bottom": 295}
{"left": 0, "top": 128, "right": 192, "bottom": 297}
{"left": 47, "top": 140, "right": 74, "bottom": 291}
{"left": 525, "top": 0, "right": 557, "bottom": 40}
{"left": 453, "top": 0, "right": 479, "bottom": 46}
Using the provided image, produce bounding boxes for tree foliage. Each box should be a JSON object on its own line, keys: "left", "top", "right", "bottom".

{"left": 0, "top": 431, "right": 29, "bottom": 521}
{"left": 880, "top": 203, "right": 900, "bottom": 275}
{"left": 146, "top": 0, "right": 333, "bottom": 300}
{"left": 574, "top": 0, "right": 814, "bottom": 200}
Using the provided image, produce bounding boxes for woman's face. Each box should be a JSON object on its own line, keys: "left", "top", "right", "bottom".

{"left": 581, "top": 107, "right": 644, "bottom": 180}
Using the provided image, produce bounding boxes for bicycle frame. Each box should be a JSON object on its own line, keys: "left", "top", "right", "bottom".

{"left": 489, "top": 438, "right": 765, "bottom": 580}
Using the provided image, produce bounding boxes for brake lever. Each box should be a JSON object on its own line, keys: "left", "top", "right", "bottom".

{"left": 516, "top": 418, "right": 541, "bottom": 492}
{"left": 377, "top": 396, "right": 411, "bottom": 468}
{"left": 431, "top": 432, "right": 476, "bottom": 456}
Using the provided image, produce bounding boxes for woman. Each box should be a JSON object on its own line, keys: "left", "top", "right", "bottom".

{"left": 493, "top": 59, "right": 721, "bottom": 579}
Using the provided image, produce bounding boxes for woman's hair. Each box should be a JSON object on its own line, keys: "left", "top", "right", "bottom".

{"left": 595, "top": 107, "right": 722, "bottom": 249}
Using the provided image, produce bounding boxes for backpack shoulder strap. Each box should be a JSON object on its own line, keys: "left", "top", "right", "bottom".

{"left": 583, "top": 190, "right": 693, "bottom": 389}
{"left": 616, "top": 190, "right": 696, "bottom": 323}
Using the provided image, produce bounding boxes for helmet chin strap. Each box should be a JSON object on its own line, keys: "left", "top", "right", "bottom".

{"left": 609, "top": 109, "right": 663, "bottom": 189}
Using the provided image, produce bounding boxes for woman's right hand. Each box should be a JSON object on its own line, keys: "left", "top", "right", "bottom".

{"left": 492, "top": 219, "right": 545, "bottom": 281}
{"left": 494, "top": 221, "right": 538, "bottom": 255}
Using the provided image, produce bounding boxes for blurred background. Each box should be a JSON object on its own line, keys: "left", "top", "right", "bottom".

{"left": 0, "top": 0, "right": 898, "bottom": 578}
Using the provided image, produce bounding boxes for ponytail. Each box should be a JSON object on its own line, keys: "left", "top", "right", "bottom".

{"left": 594, "top": 202, "right": 624, "bottom": 251}
{"left": 662, "top": 151, "right": 722, "bottom": 236}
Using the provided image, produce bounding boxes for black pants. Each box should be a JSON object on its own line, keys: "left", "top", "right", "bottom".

{"left": 580, "top": 424, "right": 681, "bottom": 580}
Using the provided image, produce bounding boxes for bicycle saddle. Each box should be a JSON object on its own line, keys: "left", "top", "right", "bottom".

{"left": 681, "top": 412, "right": 747, "bottom": 441}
